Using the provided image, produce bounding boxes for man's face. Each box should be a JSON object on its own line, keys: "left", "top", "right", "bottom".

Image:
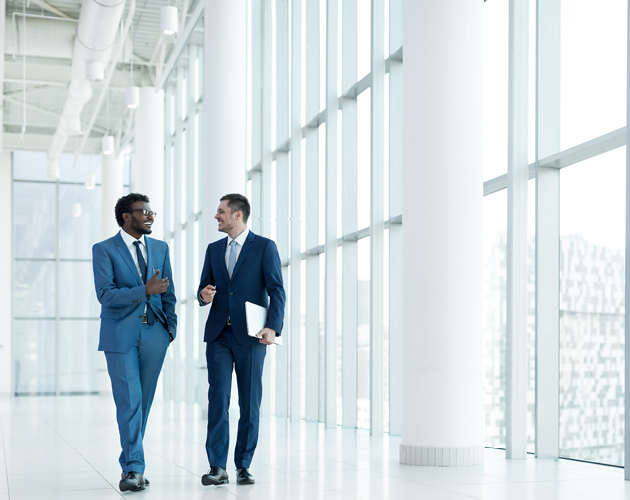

{"left": 215, "top": 200, "right": 239, "bottom": 233}
{"left": 125, "top": 201, "right": 154, "bottom": 235}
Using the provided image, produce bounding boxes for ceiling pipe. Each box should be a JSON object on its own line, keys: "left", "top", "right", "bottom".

{"left": 46, "top": 0, "right": 126, "bottom": 172}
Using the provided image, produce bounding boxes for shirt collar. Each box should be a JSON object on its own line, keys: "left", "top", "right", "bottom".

{"left": 229, "top": 228, "right": 249, "bottom": 248}
{"left": 120, "top": 229, "right": 146, "bottom": 248}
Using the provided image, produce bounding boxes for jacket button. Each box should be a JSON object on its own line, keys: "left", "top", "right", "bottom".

{"left": 226, "top": 309, "right": 229, "bottom": 312}
{"left": 139, "top": 316, "right": 143, "bottom": 319}
{"left": 229, "top": 292, "right": 233, "bottom": 296}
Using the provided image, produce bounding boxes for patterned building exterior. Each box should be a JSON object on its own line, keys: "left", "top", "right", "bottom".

{"left": 482, "top": 233, "right": 624, "bottom": 465}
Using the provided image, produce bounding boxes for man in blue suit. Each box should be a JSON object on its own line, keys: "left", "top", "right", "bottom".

{"left": 92, "top": 193, "right": 177, "bottom": 493}
{"left": 198, "top": 193, "right": 285, "bottom": 486}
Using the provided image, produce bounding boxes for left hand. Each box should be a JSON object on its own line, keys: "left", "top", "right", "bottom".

{"left": 258, "top": 327, "right": 277, "bottom": 345}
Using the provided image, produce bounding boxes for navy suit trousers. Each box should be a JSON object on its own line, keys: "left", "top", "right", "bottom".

{"left": 205, "top": 325, "right": 266, "bottom": 469}
{"left": 105, "top": 322, "right": 170, "bottom": 474}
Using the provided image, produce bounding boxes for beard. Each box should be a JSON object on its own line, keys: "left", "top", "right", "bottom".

{"left": 131, "top": 216, "right": 152, "bottom": 235}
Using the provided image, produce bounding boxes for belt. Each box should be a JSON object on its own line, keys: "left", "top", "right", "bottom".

{"left": 142, "top": 312, "right": 149, "bottom": 324}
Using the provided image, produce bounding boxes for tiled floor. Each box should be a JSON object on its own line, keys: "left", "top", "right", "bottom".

{"left": 0, "top": 396, "right": 628, "bottom": 499}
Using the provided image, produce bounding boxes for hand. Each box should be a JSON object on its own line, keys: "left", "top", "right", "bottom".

{"left": 145, "top": 269, "right": 170, "bottom": 295}
{"left": 200, "top": 285, "right": 216, "bottom": 303}
{"left": 258, "top": 328, "right": 277, "bottom": 345}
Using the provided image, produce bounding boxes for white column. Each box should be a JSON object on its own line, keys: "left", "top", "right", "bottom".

{"left": 0, "top": 152, "right": 12, "bottom": 395}
{"left": 202, "top": 0, "right": 247, "bottom": 247}
{"left": 535, "top": 0, "right": 560, "bottom": 460}
{"left": 324, "top": 0, "right": 339, "bottom": 429}
{"left": 100, "top": 151, "right": 124, "bottom": 394}
{"left": 304, "top": 0, "right": 320, "bottom": 423}
{"left": 388, "top": 0, "right": 403, "bottom": 437}
{"left": 370, "top": 0, "right": 385, "bottom": 437}
{"left": 275, "top": 0, "right": 290, "bottom": 419}
{"left": 506, "top": 0, "right": 529, "bottom": 460}
{"left": 400, "top": 0, "right": 484, "bottom": 466}
{"left": 341, "top": 0, "right": 358, "bottom": 430}
{"left": 134, "top": 87, "right": 165, "bottom": 241}
{"left": 625, "top": 0, "right": 630, "bottom": 482}
{"left": 289, "top": 0, "right": 302, "bottom": 423}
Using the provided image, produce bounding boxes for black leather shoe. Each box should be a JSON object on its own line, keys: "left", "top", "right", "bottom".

{"left": 236, "top": 468, "right": 255, "bottom": 485}
{"left": 119, "top": 471, "right": 146, "bottom": 492}
{"left": 201, "top": 466, "right": 229, "bottom": 485}
{"left": 121, "top": 472, "right": 149, "bottom": 486}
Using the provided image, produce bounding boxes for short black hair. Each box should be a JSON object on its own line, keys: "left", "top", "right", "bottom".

{"left": 114, "top": 193, "right": 150, "bottom": 227}
{"left": 220, "top": 193, "right": 251, "bottom": 223}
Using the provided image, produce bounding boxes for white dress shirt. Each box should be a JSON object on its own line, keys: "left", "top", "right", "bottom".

{"left": 225, "top": 228, "right": 250, "bottom": 271}
{"left": 120, "top": 229, "right": 148, "bottom": 313}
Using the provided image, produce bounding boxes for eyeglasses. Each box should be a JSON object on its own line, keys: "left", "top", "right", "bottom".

{"left": 130, "top": 209, "right": 157, "bottom": 217}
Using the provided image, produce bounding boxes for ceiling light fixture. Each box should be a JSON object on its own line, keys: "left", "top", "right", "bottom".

{"left": 126, "top": 20, "right": 140, "bottom": 109}
{"left": 85, "top": 173, "right": 96, "bottom": 190}
{"left": 72, "top": 202, "right": 82, "bottom": 218}
{"left": 161, "top": 6, "right": 178, "bottom": 35}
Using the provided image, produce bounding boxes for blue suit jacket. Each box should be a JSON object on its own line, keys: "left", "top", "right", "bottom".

{"left": 92, "top": 232, "right": 177, "bottom": 353}
{"left": 197, "top": 231, "right": 285, "bottom": 346}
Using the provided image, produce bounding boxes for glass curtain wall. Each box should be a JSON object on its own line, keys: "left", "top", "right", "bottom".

{"left": 13, "top": 151, "right": 130, "bottom": 395}
{"left": 161, "top": 43, "right": 204, "bottom": 406}
{"left": 245, "top": 0, "right": 403, "bottom": 433}
{"left": 482, "top": 0, "right": 627, "bottom": 466}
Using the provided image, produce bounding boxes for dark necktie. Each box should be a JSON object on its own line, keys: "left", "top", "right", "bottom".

{"left": 133, "top": 240, "right": 147, "bottom": 283}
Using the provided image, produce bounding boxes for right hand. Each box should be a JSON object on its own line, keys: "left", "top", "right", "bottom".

{"left": 145, "top": 269, "right": 170, "bottom": 295}
{"left": 200, "top": 285, "right": 216, "bottom": 303}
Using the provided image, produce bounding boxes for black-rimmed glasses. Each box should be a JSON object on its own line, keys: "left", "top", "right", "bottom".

{"left": 130, "top": 209, "right": 157, "bottom": 217}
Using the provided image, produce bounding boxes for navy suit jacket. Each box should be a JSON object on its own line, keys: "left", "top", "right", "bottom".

{"left": 197, "top": 231, "right": 285, "bottom": 346}
{"left": 92, "top": 232, "right": 177, "bottom": 353}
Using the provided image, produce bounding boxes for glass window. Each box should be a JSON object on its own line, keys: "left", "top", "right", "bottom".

{"left": 357, "top": 236, "right": 370, "bottom": 430}
{"left": 560, "top": 1, "right": 627, "bottom": 150}
{"left": 483, "top": 0, "right": 509, "bottom": 181}
{"left": 59, "top": 184, "right": 101, "bottom": 260}
{"left": 13, "top": 319, "right": 56, "bottom": 395}
{"left": 559, "top": 147, "right": 626, "bottom": 466}
{"left": 357, "top": 89, "right": 370, "bottom": 230}
{"left": 58, "top": 261, "right": 100, "bottom": 318}
{"left": 14, "top": 261, "right": 56, "bottom": 319}
{"left": 14, "top": 181, "right": 56, "bottom": 259}
{"left": 482, "top": 190, "right": 507, "bottom": 448}
{"left": 14, "top": 151, "right": 49, "bottom": 181}
{"left": 58, "top": 319, "right": 99, "bottom": 394}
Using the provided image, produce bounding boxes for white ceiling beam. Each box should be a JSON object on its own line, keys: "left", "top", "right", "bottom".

{"left": 3, "top": 95, "right": 107, "bottom": 134}
{"left": 3, "top": 132, "right": 101, "bottom": 153}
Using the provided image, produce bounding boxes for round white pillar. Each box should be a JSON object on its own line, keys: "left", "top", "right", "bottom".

{"left": 100, "top": 152, "right": 124, "bottom": 240}
{"left": 133, "top": 86, "right": 165, "bottom": 240}
{"left": 202, "top": 0, "right": 246, "bottom": 244}
{"left": 401, "top": 0, "right": 484, "bottom": 466}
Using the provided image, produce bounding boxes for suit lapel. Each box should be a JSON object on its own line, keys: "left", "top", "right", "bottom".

{"left": 217, "top": 236, "right": 230, "bottom": 284}
{"left": 114, "top": 232, "right": 143, "bottom": 286}
{"left": 230, "top": 231, "right": 255, "bottom": 280}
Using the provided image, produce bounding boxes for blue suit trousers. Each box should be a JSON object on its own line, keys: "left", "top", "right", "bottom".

{"left": 205, "top": 326, "right": 266, "bottom": 469}
{"left": 105, "top": 322, "right": 169, "bottom": 474}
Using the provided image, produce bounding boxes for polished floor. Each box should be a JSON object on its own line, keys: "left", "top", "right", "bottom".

{"left": 0, "top": 396, "right": 628, "bottom": 500}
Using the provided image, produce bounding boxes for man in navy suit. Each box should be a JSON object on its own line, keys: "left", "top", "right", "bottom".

{"left": 198, "top": 193, "right": 285, "bottom": 486}
{"left": 92, "top": 193, "right": 177, "bottom": 492}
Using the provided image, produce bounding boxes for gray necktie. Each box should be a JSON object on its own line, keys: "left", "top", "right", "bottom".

{"left": 228, "top": 240, "right": 237, "bottom": 279}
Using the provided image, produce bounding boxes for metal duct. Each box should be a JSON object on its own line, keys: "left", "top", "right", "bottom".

{"left": 47, "top": 0, "right": 126, "bottom": 173}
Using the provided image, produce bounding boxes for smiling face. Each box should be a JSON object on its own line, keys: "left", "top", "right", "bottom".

{"left": 215, "top": 200, "right": 239, "bottom": 234}
{"left": 123, "top": 201, "right": 154, "bottom": 238}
